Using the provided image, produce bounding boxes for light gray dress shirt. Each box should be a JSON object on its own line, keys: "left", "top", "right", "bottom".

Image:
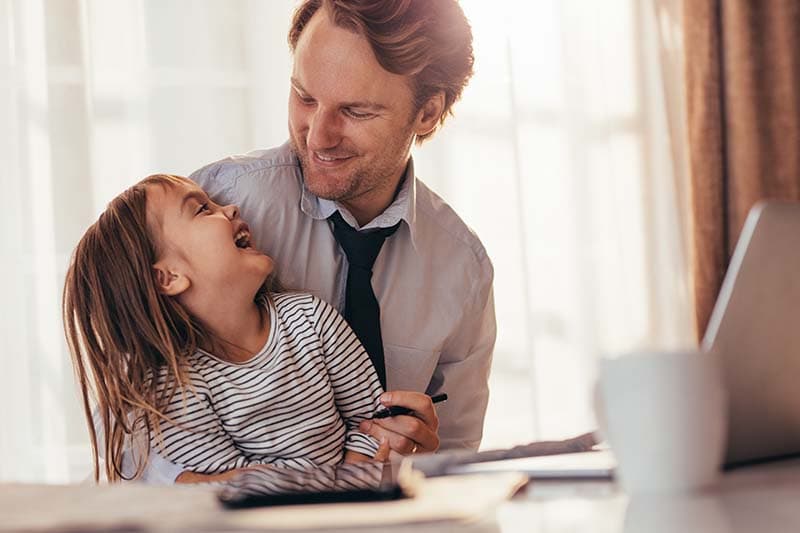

{"left": 142, "top": 142, "right": 496, "bottom": 482}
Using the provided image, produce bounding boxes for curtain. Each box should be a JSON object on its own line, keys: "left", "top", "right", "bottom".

{"left": 436, "top": 0, "right": 694, "bottom": 447}
{"left": 0, "top": 0, "right": 295, "bottom": 483}
{"left": 684, "top": 0, "right": 800, "bottom": 337}
{"left": 0, "top": 0, "right": 693, "bottom": 482}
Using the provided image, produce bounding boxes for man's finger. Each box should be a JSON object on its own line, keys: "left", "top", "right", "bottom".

{"left": 361, "top": 415, "right": 439, "bottom": 452}
{"left": 379, "top": 391, "right": 440, "bottom": 431}
{"left": 372, "top": 415, "right": 439, "bottom": 452}
{"left": 360, "top": 420, "right": 417, "bottom": 454}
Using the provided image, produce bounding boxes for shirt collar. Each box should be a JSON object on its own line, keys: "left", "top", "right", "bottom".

{"left": 300, "top": 157, "right": 419, "bottom": 249}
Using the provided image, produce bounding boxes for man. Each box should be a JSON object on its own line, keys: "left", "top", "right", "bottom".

{"left": 143, "top": 0, "right": 495, "bottom": 483}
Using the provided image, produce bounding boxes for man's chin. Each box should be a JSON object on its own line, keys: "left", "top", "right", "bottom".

{"left": 300, "top": 168, "right": 355, "bottom": 200}
{"left": 291, "top": 146, "right": 359, "bottom": 200}
{"left": 304, "top": 180, "right": 350, "bottom": 201}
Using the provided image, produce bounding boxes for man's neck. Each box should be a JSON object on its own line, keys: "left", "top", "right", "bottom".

{"left": 341, "top": 167, "right": 409, "bottom": 227}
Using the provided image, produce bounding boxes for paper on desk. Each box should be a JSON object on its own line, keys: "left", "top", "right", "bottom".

{"left": 220, "top": 472, "right": 528, "bottom": 530}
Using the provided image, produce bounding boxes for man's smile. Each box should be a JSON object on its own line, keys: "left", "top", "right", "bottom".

{"left": 311, "top": 151, "right": 356, "bottom": 167}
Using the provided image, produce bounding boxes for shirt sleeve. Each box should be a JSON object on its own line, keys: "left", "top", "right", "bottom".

{"left": 311, "top": 296, "right": 384, "bottom": 458}
{"left": 430, "top": 257, "right": 497, "bottom": 451}
{"left": 97, "top": 393, "right": 249, "bottom": 484}
{"left": 144, "top": 371, "right": 254, "bottom": 479}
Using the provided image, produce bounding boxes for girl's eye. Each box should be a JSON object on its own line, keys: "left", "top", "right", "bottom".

{"left": 196, "top": 203, "right": 209, "bottom": 215}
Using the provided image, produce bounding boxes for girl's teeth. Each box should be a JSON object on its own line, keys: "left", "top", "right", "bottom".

{"left": 234, "top": 230, "right": 249, "bottom": 247}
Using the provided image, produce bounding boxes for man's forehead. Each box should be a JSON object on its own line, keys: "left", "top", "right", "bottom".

{"left": 291, "top": 7, "right": 410, "bottom": 104}
{"left": 296, "top": 5, "right": 367, "bottom": 58}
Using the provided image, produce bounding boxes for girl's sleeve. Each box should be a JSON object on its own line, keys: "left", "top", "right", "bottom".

{"left": 151, "top": 371, "right": 250, "bottom": 476}
{"left": 311, "top": 296, "right": 384, "bottom": 458}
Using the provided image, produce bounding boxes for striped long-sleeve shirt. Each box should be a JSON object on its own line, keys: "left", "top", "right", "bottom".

{"left": 150, "top": 292, "right": 384, "bottom": 474}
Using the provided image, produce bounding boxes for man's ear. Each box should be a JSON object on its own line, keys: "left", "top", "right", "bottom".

{"left": 152, "top": 262, "right": 191, "bottom": 296}
{"left": 413, "top": 91, "right": 445, "bottom": 138}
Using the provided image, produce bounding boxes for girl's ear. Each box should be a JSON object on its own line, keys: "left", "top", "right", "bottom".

{"left": 152, "top": 263, "right": 191, "bottom": 296}
{"left": 412, "top": 91, "right": 445, "bottom": 138}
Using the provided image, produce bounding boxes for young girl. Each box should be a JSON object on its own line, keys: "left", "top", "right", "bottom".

{"left": 63, "top": 174, "right": 385, "bottom": 482}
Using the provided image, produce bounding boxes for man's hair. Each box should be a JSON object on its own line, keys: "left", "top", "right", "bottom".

{"left": 288, "top": 0, "right": 474, "bottom": 142}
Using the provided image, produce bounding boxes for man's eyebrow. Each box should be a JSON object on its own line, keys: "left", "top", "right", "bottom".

{"left": 180, "top": 190, "right": 207, "bottom": 215}
{"left": 290, "top": 77, "right": 387, "bottom": 111}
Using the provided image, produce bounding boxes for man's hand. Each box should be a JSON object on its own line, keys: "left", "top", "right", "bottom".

{"left": 359, "top": 391, "right": 440, "bottom": 455}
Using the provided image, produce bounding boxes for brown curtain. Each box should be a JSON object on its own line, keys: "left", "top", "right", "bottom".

{"left": 684, "top": 0, "right": 800, "bottom": 339}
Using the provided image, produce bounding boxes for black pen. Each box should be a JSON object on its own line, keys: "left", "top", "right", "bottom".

{"left": 373, "top": 393, "right": 448, "bottom": 419}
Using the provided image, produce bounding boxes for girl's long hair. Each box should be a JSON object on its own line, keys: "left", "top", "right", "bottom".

{"left": 62, "top": 174, "right": 277, "bottom": 482}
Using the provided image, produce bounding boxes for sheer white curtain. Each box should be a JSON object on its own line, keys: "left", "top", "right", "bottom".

{"left": 0, "top": 0, "right": 295, "bottom": 482}
{"left": 0, "top": 0, "right": 692, "bottom": 482}
{"left": 415, "top": 0, "right": 694, "bottom": 448}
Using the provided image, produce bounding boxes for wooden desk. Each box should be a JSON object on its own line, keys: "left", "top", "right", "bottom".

{"left": 2, "top": 458, "right": 799, "bottom": 532}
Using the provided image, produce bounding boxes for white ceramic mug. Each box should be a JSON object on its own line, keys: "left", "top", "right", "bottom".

{"left": 595, "top": 349, "right": 727, "bottom": 494}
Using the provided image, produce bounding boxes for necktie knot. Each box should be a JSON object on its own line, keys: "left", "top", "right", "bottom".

{"left": 328, "top": 211, "right": 401, "bottom": 271}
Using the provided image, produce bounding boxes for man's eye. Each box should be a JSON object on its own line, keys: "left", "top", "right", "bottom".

{"left": 295, "top": 92, "right": 315, "bottom": 106}
{"left": 344, "top": 108, "right": 374, "bottom": 120}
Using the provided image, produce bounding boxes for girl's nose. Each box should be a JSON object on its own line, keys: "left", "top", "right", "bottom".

{"left": 222, "top": 204, "right": 239, "bottom": 220}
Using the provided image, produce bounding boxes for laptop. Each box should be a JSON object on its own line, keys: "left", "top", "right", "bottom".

{"left": 703, "top": 200, "right": 800, "bottom": 467}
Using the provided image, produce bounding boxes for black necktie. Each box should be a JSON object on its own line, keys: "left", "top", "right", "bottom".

{"left": 328, "top": 210, "right": 401, "bottom": 389}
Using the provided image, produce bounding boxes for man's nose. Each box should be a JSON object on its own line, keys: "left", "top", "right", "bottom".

{"left": 307, "top": 108, "right": 342, "bottom": 150}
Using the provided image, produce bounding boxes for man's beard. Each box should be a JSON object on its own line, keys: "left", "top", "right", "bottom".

{"left": 288, "top": 125, "right": 414, "bottom": 204}
{"left": 289, "top": 138, "right": 364, "bottom": 202}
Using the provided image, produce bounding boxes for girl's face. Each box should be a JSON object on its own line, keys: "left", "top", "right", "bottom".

{"left": 146, "top": 179, "right": 274, "bottom": 301}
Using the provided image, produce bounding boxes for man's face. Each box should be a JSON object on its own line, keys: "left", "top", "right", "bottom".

{"left": 288, "top": 8, "right": 419, "bottom": 208}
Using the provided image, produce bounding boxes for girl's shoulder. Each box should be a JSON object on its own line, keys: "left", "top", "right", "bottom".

{"left": 269, "top": 291, "right": 339, "bottom": 324}
{"left": 271, "top": 291, "right": 316, "bottom": 311}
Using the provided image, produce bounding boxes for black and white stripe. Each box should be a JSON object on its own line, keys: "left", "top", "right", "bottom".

{"left": 151, "top": 293, "right": 384, "bottom": 474}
